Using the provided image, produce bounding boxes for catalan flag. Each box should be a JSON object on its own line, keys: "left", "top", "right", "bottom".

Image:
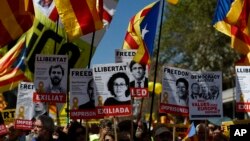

{"left": 213, "top": 0, "right": 250, "bottom": 56}
{"left": 54, "top": 0, "right": 103, "bottom": 41}
{"left": 226, "top": 0, "right": 250, "bottom": 55}
{"left": 123, "top": 1, "right": 160, "bottom": 64}
{"left": 0, "top": 0, "right": 34, "bottom": 47}
{"left": 0, "top": 36, "right": 29, "bottom": 93}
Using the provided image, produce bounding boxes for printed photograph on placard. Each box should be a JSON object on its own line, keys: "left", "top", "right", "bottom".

{"left": 15, "top": 82, "right": 35, "bottom": 130}
{"left": 189, "top": 71, "right": 223, "bottom": 120}
{"left": 34, "top": 54, "right": 68, "bottom": 103}
{"left": 235, "top": 66, "right": 250, "bottom": 112}
{"left": 160, "top": 66, "right": 190, "bottom": 116}
{"left": 70, "top": 69, "right": 99, "bottom": 119}
{"left": 115, "top": 49, "right": 149, "bottom": 98}
{"left": 92, "top": 63, "right": 132, "bottom": 117}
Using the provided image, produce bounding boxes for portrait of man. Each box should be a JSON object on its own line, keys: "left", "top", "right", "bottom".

{"left": 46, "top": 65, "right": 66, "bottom": 94}
{"left": 200, "top": 84, "right": 211, "bottom": 100}
{"left": 32, "top": 102, "right": 48, "bottom": 120}
{"left": 129, "top": 61, "right": 148, "bottom": 88}
{"left": 79, "top": 79, "right": 95, "bottom": 109}
{"left": 190, "top": 83, "right": 201, "bottom": 99}
{"left": 175, "top": 78, "right": 189, "bottom": 106}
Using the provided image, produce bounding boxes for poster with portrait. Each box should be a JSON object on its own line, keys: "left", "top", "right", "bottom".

{"left": 14, "top": 82, "right": 35, "bottom": 130}
{"left": 69, "top": 68, "right": 100, "bottom": 119}
{"left": 189, "top": 71, "right": 223, "bottom": 120}
{"left": 33, "top": 0, "right": 55, "bottom": 16}
{"left": 34, "top": 54, "right": 68, "bottom": 103}
{"left": 92, "top": 63, "right": 132, "bottom": 117}
{"left": 235, "top": 66, "right": 250, "bottom": 112}
{"left": 115, "top": 49, "right": 149, "bottom": 98}
{"left": 159, "top": 66, "right": 189, "bottom": 116}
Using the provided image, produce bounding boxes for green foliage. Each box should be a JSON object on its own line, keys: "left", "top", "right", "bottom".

{"left": 151, "top": 0, "right": 240, "bottom": 89}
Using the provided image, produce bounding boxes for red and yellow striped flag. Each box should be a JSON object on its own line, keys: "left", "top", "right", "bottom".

{"left": 226, "top": 0, "right": 250, "bottom": 55}
{"left": 54, "top": 0, "right": 103, "bottom": 41}
{"left": 0, "top": 36, "right": 29, "bottom": 93}
{"left": 0, "top": 0, "right": 34, "bottom": 47}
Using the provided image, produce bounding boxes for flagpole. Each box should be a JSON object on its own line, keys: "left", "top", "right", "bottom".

{"left": 148, "top": 0, "right": 165, "bottom": 133}
{"left": 88, "top": 32, "right": 96, "bottom": 68}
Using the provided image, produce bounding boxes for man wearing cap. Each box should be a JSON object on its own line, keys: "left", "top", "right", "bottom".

{"left": 153, "top": 123, "right": 173, "bottom": 141}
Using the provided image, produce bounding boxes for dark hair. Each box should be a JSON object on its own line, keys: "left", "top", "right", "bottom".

{"left": 99, "top": 119, "right": 113, "bottom": 129}
{"left": 129, "top": 61, "right": 146, "bottom": 72}
{"left": 68, "top": 121, "right": 86, "bottom": 141}
{"left": 191, "top": 83, "right": 199, "bottom": 88}
{"left": 107, "top": 72, "right": 130, "bottom": 97}
{"left": 49, "top": 65, "right": 64, "bottom": 76}
{"left": 87, "top": 79, "right": 94, "bottom": 98}
{"left": 176, "top": 78, "right": 188, "bottom": 89}
{"left": 37, "top": 115, "right": 55, "bottom": 134}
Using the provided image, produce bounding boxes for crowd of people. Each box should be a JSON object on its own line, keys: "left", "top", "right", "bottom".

{"left": 0, "top": 114, "right": 231, "bottom": 141}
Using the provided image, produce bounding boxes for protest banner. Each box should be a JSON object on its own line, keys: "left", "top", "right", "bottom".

{"left": 235, "top": 66, "right": 250, "bottom": 113}
{"left": 189, "top": 71, "right": 223, "bottom": 120}
{"left": 15, "top": 82, "right": 35, "bottom": 130}
{"left": 115, "top": 49, "right": 149, "bottom": 98}
{"left": 92, "top": 63, "right": 132, "bottom": 117}
{"left": 160, "top": 66, "right": 189, "bottom": 116}
{"left": 69, "top": 68, "right": 101, "bottom": 119}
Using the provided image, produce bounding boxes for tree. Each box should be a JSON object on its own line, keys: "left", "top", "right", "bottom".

{"left": 150, "top": 0, "right": 240, "bottom": 90}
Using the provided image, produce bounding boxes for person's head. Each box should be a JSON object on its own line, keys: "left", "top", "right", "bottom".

{"left": 49, "top": 65, "right": 64, "bottom": 86}
{"left": 107, "top": 72, "right": 130, "bottom": 97}
{"left": 87, "top": 79, "right": 94, "bottom": 100}
{"left": 201, "top": 84, "right": 209, "bottom": 94}
{"left": 33, "top": 115, "right": 55, "bottom": 140}
{"left": 68, "top": 121, "right": 86, "bottom": 141}
{"left": 196, "top": 123, "right": 209, "bottom": 141}
{"left": 129, "top": 61, "right": 146, "bottom": 81}
{"left": 104, "top": 130, "right": 115, "bottom": 141}
{"left": 99, "top": 119, "right": 113, "bottom": 131}
{"left": 191, "top": 83, "right": 200, "bottom": 94}
{"left": 34, "top": 102, "right": 46, "bottom": 114}
{"left": 176, "top": 78, "right": 188, "bottom": 99}
{"left": 153, "top": 123, "right": 172, "bottom": 141}
{"left": 19, "top": 106, "right": 25, "bottom": 113}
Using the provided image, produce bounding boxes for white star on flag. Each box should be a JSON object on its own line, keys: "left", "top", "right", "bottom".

{"left": 141, "top": 24, "right": 149, "bottom": 39}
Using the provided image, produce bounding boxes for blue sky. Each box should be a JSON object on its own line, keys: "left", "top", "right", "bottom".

{"left": 91, "top": 0, "right": 156, "bottom": 66}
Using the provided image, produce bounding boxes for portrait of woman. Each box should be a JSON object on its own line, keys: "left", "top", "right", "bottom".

{"left": 104, "top": 72, "right": 131, "bottom": 106}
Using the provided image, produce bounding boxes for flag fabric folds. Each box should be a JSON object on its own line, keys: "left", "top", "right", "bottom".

{"left": 226, "top": 0, "right": 250, "bottom": 55}
{"left": 0, "top": 36, "right": 29, "bottom": 93}
{"left": 54, "top": 0, "right": 103, "bottom": 41}
{"left": 182, "top": 122, "right": 197, "bottom": 141}
{"left": 0, "top": 0, "right": 34, "bottom": 47}
{"left": 123, "top": 1, "right": 160, "bottom": 64}
{"left": 213, "top": 0, "right": 250, "bottom": 58}
{"left": 212, "top": 0, "right": 234, "bottom": 36}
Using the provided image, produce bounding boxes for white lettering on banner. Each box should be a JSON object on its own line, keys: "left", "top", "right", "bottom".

{"left": 34, "top": 93, "right": 66, "bottom": 102}
{"left": 97, "top": 107, "right": 130, "bottom": 114}
{"left": 71, "top": 111, "right": 96, "bottom": 117}
{"left": 160, "top": 105, "right": 188, "bottom": 114}
{"left": 71, "top": 70, "right": 92, "bottom": 76}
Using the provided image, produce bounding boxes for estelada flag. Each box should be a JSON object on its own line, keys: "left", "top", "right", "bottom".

{"left": 0, "top": 35, "right": 29, "bottom": 93}
{"left": 0, "top": 0, "right": 34, "bottom": 47}
{"left": 123, "top": 1, "right": 160, "bottom": 65}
